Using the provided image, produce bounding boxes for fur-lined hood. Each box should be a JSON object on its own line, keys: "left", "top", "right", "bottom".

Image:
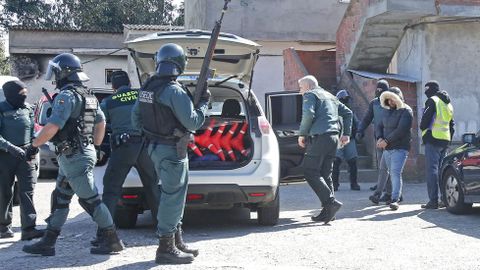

{"left": 380, "top": 90, "right": 405, "bottom": 110}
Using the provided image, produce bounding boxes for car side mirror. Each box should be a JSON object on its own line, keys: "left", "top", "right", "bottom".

{"left": 38, "top": 101, "right": 52, "bottom": 126}
{"left": 462, "top": 133, "right": 476, "bottom": 144}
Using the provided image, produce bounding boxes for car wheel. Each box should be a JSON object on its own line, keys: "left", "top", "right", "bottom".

{"left": 442, "top": 169, "right": 472, "bottom": 215}
{"left": 114, "top": 206, "right": 138, "bottom": 229}
{"left": 257, "top": 189, "right": 280, "bottom": 226}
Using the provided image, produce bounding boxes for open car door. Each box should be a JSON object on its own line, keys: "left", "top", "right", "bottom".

{"left": 265, "top": 91, "right": 304, "bottom": 181}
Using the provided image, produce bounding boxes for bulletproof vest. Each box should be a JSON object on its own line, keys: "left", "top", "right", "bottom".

{"left": 51, "top": 86, "right": 98, "bottom": 145}
{"left": 138, "top": 76, "right": 186, "bottom": 140}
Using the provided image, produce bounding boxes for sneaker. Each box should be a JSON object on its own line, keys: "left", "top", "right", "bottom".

{"left": 369, "top": 194, "right": 380, "bottom": 204}
{"left": 0, "top": 228, "right": 14, "bottom": 239}
{"left": 421, "top": 201, "right": 442, "bottom": 209}
{"left": 389, "top": 201, "right": 399, "bottom": 211}
{"left": 350, "top": 183, "right": 361, "bottom": 191}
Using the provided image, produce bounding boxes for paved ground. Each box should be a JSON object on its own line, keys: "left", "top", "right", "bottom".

{"left": 1, "top": 179, "right": 480, "bottom": 270}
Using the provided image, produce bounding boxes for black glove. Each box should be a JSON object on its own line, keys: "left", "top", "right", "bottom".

{"left": 6, "top": 144, "right": 26, "bottom": 160}
{"left": 25, "top": 144, "right": 39, "bottom": 161}
{"left": 200, "top": 89, "right": 211, "bottom": 104}
{"left": 95, "top": 145, "right": 104, "bottom": 162}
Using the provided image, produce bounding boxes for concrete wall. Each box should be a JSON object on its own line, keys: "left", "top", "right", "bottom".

{"left": 397, "top": 22, "right": 480, "bottom": 141}
{"left": 185, "top": 0, "right": 348, "bottom": 42}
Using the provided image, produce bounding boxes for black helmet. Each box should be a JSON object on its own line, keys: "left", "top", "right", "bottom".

{"left": 155, "top": 43, "right": 187, "bottom": 77}
{"left": 45, "top": 53, "right": 89, "bottom": 85}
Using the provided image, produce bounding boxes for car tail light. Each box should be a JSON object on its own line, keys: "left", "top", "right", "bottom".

{"left": 122, "top": 195, "right": 138, "bottom": 199}
{"left": 187, "top": 194, "right": 204, "bottom": 201}
{"left": 257, "top": 116, "right": 271, "bottom": 135}
{"left": 249, "top": 192, "right": 266, "bottom": 197}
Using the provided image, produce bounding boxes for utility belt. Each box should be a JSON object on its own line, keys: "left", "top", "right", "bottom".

{"left": 143, "top": 130, "right": 177, "bottom": 146}
{"left": 143, "top": 128, "right": 191, "bottom": 159}
{"left": 53, "top": 137, "right": 94, "bottom": 156}
{"left": 111, "top": 133, "right": 143, "bottom": 148}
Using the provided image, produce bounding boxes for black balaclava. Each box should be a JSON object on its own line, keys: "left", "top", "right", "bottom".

{"left": 2, "top": 80, "right": 27, "bottom": 109}
{"left": 424, "top": 80, "right": 439, "bottom": 98}
{"left": 376, "top": 79, "right": 390, "bottom": 98}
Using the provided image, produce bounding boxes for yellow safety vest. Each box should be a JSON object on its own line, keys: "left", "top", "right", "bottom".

{"left": 422, "top": 96, "right": 453, "bottom": 141}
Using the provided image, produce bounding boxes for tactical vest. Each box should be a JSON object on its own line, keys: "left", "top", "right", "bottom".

{"left": 51, "top": 86, "right": 98, "bottom": 146}
{"left": 421, "top": 96, "right": 453, "bottom": 141}
{"left": 138, "top": 76, "right": 186, "bottom": 141}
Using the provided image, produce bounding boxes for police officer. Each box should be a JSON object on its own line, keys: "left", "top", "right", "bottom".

{"left": 132, "top": 43, "right": 209, "bottom": 264}
{"left": 0, "top": 80, "right": 44, "bottom": 240}
{"left": 99, "top": 71, "right": 159, "bottom": 237}
{"left": 332, "top": 89, "right": 361, "bottom": 191}
{"left": 297, "top": 75, "right": 352, "bottom": 224}
{"left": 420, "top": 81, "right": 454, "bottom": 209}
{"left": 23, "top": 53, "right": 124, "bottom": 256}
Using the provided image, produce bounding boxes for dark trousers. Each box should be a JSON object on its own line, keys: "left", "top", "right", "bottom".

{"left": 302, "top": 134, "right": 339, "bottom": 206}
{"left": 332, "top": 157, "right": 358, "bottom": 188}
{"left": 102, "top": 141, "right": 159, "bottom": 222}
{"left": 0, "top": 151, "right": 38, "bottom": 230}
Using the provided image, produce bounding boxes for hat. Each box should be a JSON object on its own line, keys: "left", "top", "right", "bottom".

{"left": 111, "top": 70, "right": 130, "bottom": 89}
{"left": 376, "top": 79, "right": 390, "bottom": 93}
{"left": 336, "top": 89, "right": 350, "bottom": 100}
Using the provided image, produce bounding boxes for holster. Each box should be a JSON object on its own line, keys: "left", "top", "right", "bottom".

{"left": 55, "top": 141, "right": 79, "bottom": 156}
{"left": 173, "top": 129, "right": 192, "bottom": 159}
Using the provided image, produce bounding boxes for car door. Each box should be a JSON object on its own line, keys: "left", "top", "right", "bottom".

{"left": 461, "top": 132, "right": 480, "bottom": 195}
{"left": 265, "top": 91, "right": 304, "bottom": 180}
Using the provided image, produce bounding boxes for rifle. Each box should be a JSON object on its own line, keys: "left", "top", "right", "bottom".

{"left": 193, "top": 0, "right": 231, "bottom": 108}
{"left": 42, "top": 87, "right": 54, "bottom": 105}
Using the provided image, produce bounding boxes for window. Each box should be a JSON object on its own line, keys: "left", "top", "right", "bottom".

{"left": 105, "top": 69, "right": 122, "bottom": 84}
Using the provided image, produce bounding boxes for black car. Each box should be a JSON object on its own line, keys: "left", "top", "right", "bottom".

{"left": 440, "top": 132, "right": 480, "bottom": 214}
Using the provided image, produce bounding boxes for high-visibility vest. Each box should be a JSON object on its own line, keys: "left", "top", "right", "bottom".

{"left": 422, "top": 96, "right": 453, "bottom": 141}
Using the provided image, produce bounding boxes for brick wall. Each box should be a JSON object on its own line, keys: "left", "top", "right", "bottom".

{"left": 284, "top": 48, "right": 337, "bottom": 91}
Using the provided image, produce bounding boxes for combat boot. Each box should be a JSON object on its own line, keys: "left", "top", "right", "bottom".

{"left": 90, "top": 227, "right": 102, "bottom": 246}
{"left": 156, "top": 235, "right": 194, "bottom": 264}
{"left": 175, "top": 225, "right": 199, "bottom": 257}
{"left": 90, "top": 227, "right": 124, "bottom": 254}
{"left": 22, "top": 229, "right": 59, "bottom": 256}
{"left": 323, "top": 199, "right": 342, "bottom": 224}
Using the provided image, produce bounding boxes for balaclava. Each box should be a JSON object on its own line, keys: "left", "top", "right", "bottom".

{"left": 424, "top": 80, "right": 439, "bottom": 98}
{"left": 376, "top": 79, "right": 390, "bottom": 98}
{"left": 2, "top": 80, "right": 27, "bottom": 109}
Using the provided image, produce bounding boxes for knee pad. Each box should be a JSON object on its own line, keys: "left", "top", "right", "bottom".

{"left": 78, "top": 194, "right": 102, "bottom": 216}
{"left": 51, "top": 189, "right": 73, "bottom": 213}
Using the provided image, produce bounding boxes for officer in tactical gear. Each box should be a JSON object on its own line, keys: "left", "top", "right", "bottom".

{"left": 332, "top": 89, "right": 361, "bottom": 191}
{"left": 23, "top": 53, "right": 124, "bottom": 256}
{"left": 96, "top": 71, "right": 159, "bottom": 243}
{"left": 0, "top": 80, "right": 44, "bottom": 241}
{"left": 132, "top": 43, "right": 209, "bottom": 264}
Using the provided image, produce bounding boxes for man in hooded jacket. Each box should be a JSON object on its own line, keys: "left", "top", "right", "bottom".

{"left": 420, "top": 81, "right": 455, "bottom": 209}
{"left": 0, "top": 80, "right": 44, "bottom": 241}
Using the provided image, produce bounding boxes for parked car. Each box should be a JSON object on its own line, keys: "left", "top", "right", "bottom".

{"left": 116, "top": 30, "right": 281, "bottom": 228}
{"left": 440, "top": 131, "right": 480, "bottom": 214}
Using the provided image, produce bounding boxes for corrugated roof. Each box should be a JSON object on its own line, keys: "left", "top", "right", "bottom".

{"left": 123, "top": 24, "right": 184, "bottom": 31}
{"left": 9, "top": 25, "right": 122, "bottom": 33}
{"left": 348, "top": 69, "right": 419, "bottom": 83}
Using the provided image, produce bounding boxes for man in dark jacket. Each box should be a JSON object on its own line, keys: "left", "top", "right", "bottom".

{"left": 420, "top": 81, "right": 454, "bottom": 209}
{"left": 357, "top": 80, "right": 392, "bottom": 199}
{"left": 373, "top": 87, "right": 413, "bottom": 210}
{"left": 298, "top": 75, "right": 352, "bottom": 223}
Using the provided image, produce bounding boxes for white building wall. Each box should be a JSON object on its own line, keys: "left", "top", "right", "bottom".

{"left": 397, "top": 23, "right": 480, "bottom": 141}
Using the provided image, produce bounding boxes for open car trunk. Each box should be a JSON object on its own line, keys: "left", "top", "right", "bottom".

{"left": 184, "top": 83, "right": 254, "bottom": 170}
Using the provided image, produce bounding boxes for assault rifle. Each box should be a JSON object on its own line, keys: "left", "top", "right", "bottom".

{"left": 193, "top": 0, "right": 231, "bottom": 108}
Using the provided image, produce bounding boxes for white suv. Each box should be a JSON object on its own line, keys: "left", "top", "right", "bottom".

{"left": 108, "top": 30, "right": 280, "bottom": 227}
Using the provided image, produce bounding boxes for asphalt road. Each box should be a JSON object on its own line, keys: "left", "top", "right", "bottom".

{"left": 1, "top": 180, "right": 480, "bottom": 270}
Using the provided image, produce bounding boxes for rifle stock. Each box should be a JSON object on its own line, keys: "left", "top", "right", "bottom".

{"left": 193, "top": 0, "right": 231, "bottom": 107}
